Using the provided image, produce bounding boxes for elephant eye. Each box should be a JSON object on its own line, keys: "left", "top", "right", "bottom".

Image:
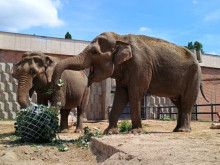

{"left": 33, "top": 58, "right": 43, "bottom": 67}
{"left": 91, "top": 49, "right": 98, "bottom": 55}
{"left": 93, "top": 50, "right": 97, "bottom": 54}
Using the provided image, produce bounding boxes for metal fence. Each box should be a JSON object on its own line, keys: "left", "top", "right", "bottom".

{"left": 108, "top": 104, "right": 220, "bottom": 121}
{"left": 146, "top": 104, "right": 220, "bottom": 121}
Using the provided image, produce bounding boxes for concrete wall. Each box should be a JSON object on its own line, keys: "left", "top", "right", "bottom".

{"left": 0, "top": 31, "right": 89, "bottom": 56}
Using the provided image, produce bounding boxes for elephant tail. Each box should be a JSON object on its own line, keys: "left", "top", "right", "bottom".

{"left": 200, "top": 83, "right": 209, "bottom": 102}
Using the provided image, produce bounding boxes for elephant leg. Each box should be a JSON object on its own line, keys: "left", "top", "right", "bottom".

{"left": 129, "top": 91, "right": 143, "bottom": 134}
{"left": 75, "top": 106, "right": 83, "bottom": 133}
{"left": 60, "top": 109, "right": 71, "bottom": 133}
{"left": 74, "top": 87, "right": 90, "bottom": 133}
{"left": 171, "top": 99, "right": 183, "bottom": 131}
{"left": 173, "top": 102, "right": 193, "bottom": 132}
{"left": 172, "top": 84, "right": 198, "bottom": 132}
{"left": 104, "top": 85, "right": 128, "bottom": 134}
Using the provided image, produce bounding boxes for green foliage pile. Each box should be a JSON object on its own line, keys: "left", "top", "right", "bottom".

{"left": 118, "top": 120, "right": 132, "bottom": 133}
{"left": 42, "top": 79, "right": 65, "bottom": 95}
{"left": 73, "top": 126, "right": 103, "bottom": 149}
{"left": 15, "top": 105, "right": 59, "bottom": 143}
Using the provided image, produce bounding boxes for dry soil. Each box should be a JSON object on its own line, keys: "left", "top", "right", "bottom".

{"left": 0, "top": 120, "right": 219, "bottom": 165}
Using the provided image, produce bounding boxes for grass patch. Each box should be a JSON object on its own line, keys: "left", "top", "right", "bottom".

{"left": 118, "top": 121, "right": 148, "bottom": 133}
{"left": 118, "top": 121, "right": 132, "bottom": 133}
{"left": 160, "top": 116, "right": 176, "bottom": 121}
{"left": 0, "top": 118, "right": 15, "bottom": 121}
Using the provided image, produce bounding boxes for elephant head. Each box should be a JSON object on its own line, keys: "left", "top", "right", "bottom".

{"left": 52, "top": 32, "right": 132, "bottom": 87}
{"left": 11, "top": 51, "right": 56, "bottom": 108}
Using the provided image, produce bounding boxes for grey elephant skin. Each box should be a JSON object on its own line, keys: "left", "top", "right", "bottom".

{"left": 52, "top": 32, "right": 208, "bottom": 134}
{"left": 11, "top": 52, "right": 90, "bottom": 133}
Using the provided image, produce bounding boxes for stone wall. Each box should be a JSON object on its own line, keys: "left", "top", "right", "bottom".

{"left": 0, "top": 62, "right": 111, "bottom": 120}
{"left": 0, "top": 63, "right": 37, "bottom": 119}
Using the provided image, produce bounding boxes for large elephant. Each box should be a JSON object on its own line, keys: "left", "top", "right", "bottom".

{"left": 11, "top": 52, "right": 90, "bottom": 133}
{"left": 52, "top": 32, "right": 208, "bottom": 133}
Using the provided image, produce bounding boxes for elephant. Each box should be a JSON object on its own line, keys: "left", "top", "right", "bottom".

{"left": 11, "top": 51, "right": 90, "bottom": 133}
{"left": 52, "top": 32, "right": 208, "bottom": 134}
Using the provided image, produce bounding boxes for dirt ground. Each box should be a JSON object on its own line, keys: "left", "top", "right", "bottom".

{"left": 0, "top": 120, "right": 219, "bottom": 165}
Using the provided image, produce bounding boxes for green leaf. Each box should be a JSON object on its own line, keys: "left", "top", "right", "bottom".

{"left": 42, "top": 88, "right": 55, "bottom": 95}
{"left": 58, "top": 146, "right": 69, "bottom": 152}
{"left": 57, "top": 79, "right": 64, "bottom": 87}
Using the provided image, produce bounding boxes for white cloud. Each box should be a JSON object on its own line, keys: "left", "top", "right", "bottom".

{"left": 204, "top": 10, "right": 220, "bottom": 22}
{"left": 208, "top": 52, "right": 216, "bottom": 55}
{"left": 0, "top": 0, "right": 63, "bottom": 32}
{"left": 192, "top": 0, "right": 198, "bottom": 4}
{"left": 139, "top": 27, "right": 152, "bottom": 32}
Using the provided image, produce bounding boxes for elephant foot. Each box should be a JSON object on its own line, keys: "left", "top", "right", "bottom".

{"left": 173, "top": 126, "right": 191, "bottom": 132}
{"left": 104, "top": 127, "right": 119, "bottom": 134}
{"left": 60, "top": 128, "right": 69, "bottom": 133}
{"left": 129, "top": 128, "right": 142, "bottom": 134}
{"left": 74, "top": 128, "right": 83, "bottom": 133}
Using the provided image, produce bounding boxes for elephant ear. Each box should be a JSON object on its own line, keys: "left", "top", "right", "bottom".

{"left": 113, "top": 41, "right": 132, "bottom": 65}
{"left": 45, "top": 56, "right": 56, "bottom": 83}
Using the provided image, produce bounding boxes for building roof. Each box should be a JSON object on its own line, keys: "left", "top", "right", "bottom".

{"left": 0, "top": 31, "right": 90, "bottom": 56}
{"left": 0, "top": 31, "right": 219, "bottom": 68}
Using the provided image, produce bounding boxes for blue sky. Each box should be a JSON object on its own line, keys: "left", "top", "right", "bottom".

{"left": 0, "top": 0, "right": 220, "bottom": 55}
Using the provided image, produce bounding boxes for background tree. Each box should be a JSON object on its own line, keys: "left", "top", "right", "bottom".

{"left": 185, "top": 41, "right": 204, "bottom": 54}
{"left": 65, "top": 32, "right": 72, "bottom": 39}
{"left": 185, "top": 42, "right": 194, "bottom": 49}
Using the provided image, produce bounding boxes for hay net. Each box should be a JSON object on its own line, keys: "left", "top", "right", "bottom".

{"left": 15, "top": 105, "right": 59, "bottom": 143}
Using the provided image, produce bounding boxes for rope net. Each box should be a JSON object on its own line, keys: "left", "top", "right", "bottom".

{"left": 15, "top": 105, "right": 59, "bottom": 143}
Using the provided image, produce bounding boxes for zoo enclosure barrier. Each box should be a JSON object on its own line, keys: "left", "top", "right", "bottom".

{"left": 108, "top": 104, "right": 220, "bottom": 121}
{"left": 149, "top": 104, "right": 220, "bottom": 121}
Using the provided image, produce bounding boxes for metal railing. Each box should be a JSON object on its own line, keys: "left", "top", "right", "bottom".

{"left": 151, "top": 104, "right": 220, "bottom": 121}
{"left": 108, "top": 104, "right": 220, "bottom": 121}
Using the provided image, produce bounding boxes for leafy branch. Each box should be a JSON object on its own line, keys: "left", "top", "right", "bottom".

{"left": 73, "top": 127, "right": 103, "bottom": 149}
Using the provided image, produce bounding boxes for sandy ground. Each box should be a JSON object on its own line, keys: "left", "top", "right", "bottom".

{"left": 0, "top": 120, "right": 219, "bottom": 165}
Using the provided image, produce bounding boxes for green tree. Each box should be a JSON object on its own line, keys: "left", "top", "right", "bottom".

{"left": 65, "top": 32, "right": 72, "bottom": 39}
{"left": 187, "top": 42, "right": 194, "bottom": 49}
{"left": 185, "top": 41, "right": 204, "bottom": 54}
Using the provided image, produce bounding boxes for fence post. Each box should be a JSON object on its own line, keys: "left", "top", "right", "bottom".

{"left": 169, "top": 107, "right": 172, "bottom": 119}
{"left": 211, "top": 104, "right": 214, "bottom": 121}
{"left": 195, "top": 105, "right": 198, "bottom": 120}
{"left": 157, "top": 107, "right": 160, "bottom": 119}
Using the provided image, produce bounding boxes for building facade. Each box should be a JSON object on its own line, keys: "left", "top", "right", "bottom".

{"left": 0, "top": 31, "right": 219, "bottom": 121}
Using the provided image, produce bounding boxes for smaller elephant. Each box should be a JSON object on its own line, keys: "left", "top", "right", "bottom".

{"left": 11, "top": 51, "right": 90, "bottom": 133}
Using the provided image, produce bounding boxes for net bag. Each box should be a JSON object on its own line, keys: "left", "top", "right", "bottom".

{"left": 15, "top": 105, "right": 59, "bottom": 143}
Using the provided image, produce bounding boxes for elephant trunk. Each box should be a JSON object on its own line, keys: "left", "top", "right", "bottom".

{"left": 52, "top": 52, "right": 91, "bottom": 86}
{"left": 17, "top": 73, "right": 33, "bottom": 109}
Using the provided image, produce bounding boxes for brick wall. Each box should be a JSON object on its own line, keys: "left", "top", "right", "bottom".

{"left": 0, "top": 49, "right": 71, "bottom": 63}
{"left": 198, "top": 67, "right": 220, "bottom": 121}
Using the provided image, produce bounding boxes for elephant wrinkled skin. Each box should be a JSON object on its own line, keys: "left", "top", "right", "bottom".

{"left": 52, "top": 32, "right": 207, "bottom": 133}
{"left": 11, "top": 52, "right": 90, "bottom": 133}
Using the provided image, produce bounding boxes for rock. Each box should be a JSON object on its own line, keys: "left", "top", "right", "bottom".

{"left": 210, "top": 123, "right": 220, "bottom": 129}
